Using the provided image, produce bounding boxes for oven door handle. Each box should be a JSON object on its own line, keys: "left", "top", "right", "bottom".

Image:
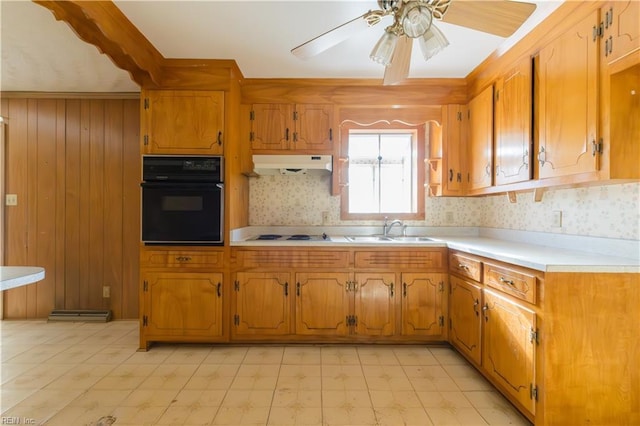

{"left": 140, "top": 182, "right": 222, "bottom": 189}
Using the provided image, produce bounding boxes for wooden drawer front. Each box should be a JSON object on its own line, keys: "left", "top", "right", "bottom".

{"left": 141, "top": 250, "right": 224, "bottom": 268}
{"left": 237, "top": 250, "right": 350, "bottom": 269}
{"left": 355, "top": 250, "right": 445, "bottom": 269}
{"left": 449, "top": 252, "right": 482, "bottom": 281}
{"left": 484, "top": 262, "right": 536, "bottom": 304}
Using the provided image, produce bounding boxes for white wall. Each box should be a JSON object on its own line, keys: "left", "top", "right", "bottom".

{"left": 249, "top": 176, "right": 640, "bottom": 241}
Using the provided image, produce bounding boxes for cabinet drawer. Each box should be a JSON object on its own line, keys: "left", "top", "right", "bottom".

{"left": 236, "top": 249, "right": 350, "bottom": 269}
{"left": 449, "top": 252, "right": 482, "bottom": 281}
{"left": 141, "top": 250, "right": 225, "bottom": 268}
{"left": 355, "top": 249, "right": 445, "bottom": 269}
{"left": 484, "top": 262, "right": 537, "bottom": 304}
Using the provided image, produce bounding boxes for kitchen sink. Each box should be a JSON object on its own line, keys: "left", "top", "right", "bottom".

{"left": 389, "top": 236, "right": 436, "bottom": 242}
{"left": 344, "top": 235, "right": 436, "bottom": 243}
{"left": 344, "top": 235, "right": 393, "bottom": 242}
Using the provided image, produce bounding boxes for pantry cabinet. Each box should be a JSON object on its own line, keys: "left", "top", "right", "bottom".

{"left": 141, "top": 90, "right": 224, "bottom": 155}
{"left": 249, "top": 103, "right": 334, "bottom": 152}
{"left": 139, "top": 248, "right": 227, "bottom": 350}
{"left": 467, "top": 85, "right": 494, "bottom": 191}
{"left": 494, "top": 56, "right": 532, "bottom": 186}
{"left": 537, "top": 9, "right": 600, "bottom": 180}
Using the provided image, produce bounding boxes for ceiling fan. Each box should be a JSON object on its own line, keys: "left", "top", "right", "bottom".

{"left": 291, "top": 0, "right": 537, "bottom": 85}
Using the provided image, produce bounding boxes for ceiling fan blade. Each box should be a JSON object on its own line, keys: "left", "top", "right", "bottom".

{"left": 441, "top": 1, "right": 537, "bottom": 37}
{"left": 383, "top": 35, "right": 413, "bottom": 86}
{"left": 291, "top": 12, "right": 376, "bottom": 59}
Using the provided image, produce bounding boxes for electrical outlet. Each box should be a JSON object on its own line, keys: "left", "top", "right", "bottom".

{"left": 321, "top": 211, "right": 330, "bottom": 225}
{"left": 102, "top": 286, "right": 111, "bottom": 298}
{"left": 5, "top": 194, "right": 17, "bottom": 206}
{"left": 552, "top": 210, "right": 562, "bottom": 228}
{"left": 445, "top": 211, "right": 454, "bottom": 224}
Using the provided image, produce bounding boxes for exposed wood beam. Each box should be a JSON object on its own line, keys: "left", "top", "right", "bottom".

{"left": 33, "top": 1, "right": 164, "bottom": 87}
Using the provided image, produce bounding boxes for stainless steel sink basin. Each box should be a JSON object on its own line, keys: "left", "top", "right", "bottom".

{"left": 389, "top": 236, "right": 436, "bottom": 242}
{"left": 344, "top": 235, "right": 435, "bottom": 243}
{"left": 344, "top": 235, "right": 393, "bottom": 242}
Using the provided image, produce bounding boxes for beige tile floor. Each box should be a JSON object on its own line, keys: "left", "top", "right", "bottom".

{"left": 0, "top": 320, "right": 531, "bottom": 425}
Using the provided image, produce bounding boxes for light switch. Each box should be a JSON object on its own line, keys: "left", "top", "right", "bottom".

{"left": 552, "top": 210, "right": 562, "bottom": 227}
{"left": 5, "top": 194, "right": 17, "bottom": 206}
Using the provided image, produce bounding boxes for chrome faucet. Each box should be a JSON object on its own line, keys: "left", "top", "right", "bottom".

{"left": 383, "top": 217, "right": 405, "bottom": 236}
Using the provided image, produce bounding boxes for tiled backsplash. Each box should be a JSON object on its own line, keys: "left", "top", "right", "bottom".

{"left": 249, "top": 175, "right": 640, "bottom": 240}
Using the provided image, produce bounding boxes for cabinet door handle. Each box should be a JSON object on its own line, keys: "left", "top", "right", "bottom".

{"left": 482, "top": 303, "right": 489, "bottom": 321}
{"left": 175, "top": 256, "right": 191, "bottom": 262}
{"left": 329, "top": 128, "right": 333, "bottom": 141}
{"left": 499, "top": 277, "right": 515, "bottom": 286}
{"left": 284, "top": 282, "right": 289, "bottom": 296}
{"left": 296, "top": 282, "right": 300, "bottom": 296}
{"left": 390, "top": 283, "right": 394, "bottom": 297}
{"left": 449, "top": 169, "right": 453, "bottom": 182}
{"left": 285, "top": 128, "right": 290, "bottom": 141}
{"left": 403, "top": 282, "right": 407, "bottom": 296}
{"left": 217, "top": 282, "right": 222, "bottom": 297}
{"left": 473, "top": 299, "right": 480, "bottom": 316}
{"left": 217, "top": 131, "right": 223, "bottom": 145}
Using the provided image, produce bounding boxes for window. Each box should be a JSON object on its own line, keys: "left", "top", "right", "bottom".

{"left": 340, "top": 122, "right": 425, "bottom": 220}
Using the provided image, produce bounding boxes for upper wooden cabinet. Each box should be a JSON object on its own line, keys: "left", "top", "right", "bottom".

{"left": 428, "top": 106, "right": 467, "bottom": 197}
{"left": 494, "top": 57, "right": 533, "bottom": 186}
{"left": 142, "top": 90, "right": 224, "bottom": 155}
{"left": 602, "top": 1, "right": 640, "bottom": 64}
{"left": 249, "top": 103, "right": 334, "bottom": 152}
{"left": 537, "top": 10, "right": 600, "bottom": 180}
{"left": 467, "top": 85, "right": 494, "bottom": 191}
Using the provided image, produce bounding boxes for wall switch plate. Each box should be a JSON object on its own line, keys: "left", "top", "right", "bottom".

{"left": 552, "top": 210, "right": 562, "bottom": 227}
{"left": 102, "top": 286, "right": 111, "bottom": 298}
{"left": 445, "top": 211, "right": 454, "bottom": 224}
{"left": 5, "top": 194, "right": 17, "bottom": 206}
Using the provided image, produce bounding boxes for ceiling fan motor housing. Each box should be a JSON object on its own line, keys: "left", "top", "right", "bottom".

{"left": 377, "top": 0, "right": 401, "bottom": 12}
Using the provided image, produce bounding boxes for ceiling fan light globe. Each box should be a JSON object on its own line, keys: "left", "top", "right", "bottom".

{"left": 402, "top": 4, "right": 432, "bottom": 38}
{"left": 370, "top": 30, "right": 398, "bottom": 66}
{"left": 418, "top": 23, "right": 449, "bottom": 60}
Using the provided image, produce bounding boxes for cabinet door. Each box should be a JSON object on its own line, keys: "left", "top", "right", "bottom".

{"left": 234, "top": 272, "right": 291, "bottom": 335}
{"left": 603, "top": 1, "right": 640, "bottom": 64}
{"left": 482, "top": 289, "right": 536, "bottom": 416}
{"left": 538, "top": 10, "right": 599, "bottom": 179}
{"left": 250, "top": 104, "right": 292, "bottom": 150}
{"left": 295, "top": 272, "right": 350, "bottom": 336}
{"left": 143, "top": 90, "right": 224, "bottom": 155}
{"left": 449, "top": 276, "right": 482, "bottom": 366}
{"left": 401, "top": 273, "right": 446, "bottom": 337}
{"left": 354, "top": 273, "right": 396, "bottom": 336}
{"left": 294, "top": 104, "right": 334, "bottom": 151}
{"left": 468, "top": 86, "right": 494, "bottom": 191}
{"left": 495, "top": 57, "right": 532, "bottom": 185}
{"left": 142, "top": 271, "right": 223, "bottom": 338}
{"left": 443, "top": 104, "right": 467, "bottom": 195}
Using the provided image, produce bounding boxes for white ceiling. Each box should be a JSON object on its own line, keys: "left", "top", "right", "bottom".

{"left": 0, "top": 0, "right": 563, "bottom": 93}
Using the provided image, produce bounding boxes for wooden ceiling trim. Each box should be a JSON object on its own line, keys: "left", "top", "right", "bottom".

{"left": 33, "top": 0, "right": 164, "bottom": 88}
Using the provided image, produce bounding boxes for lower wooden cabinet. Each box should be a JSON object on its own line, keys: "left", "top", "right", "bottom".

{"left": 296, "top": 272, "right": 350, "bottom": 336}
{"left": 140, "top": 271, "right": 224, "bottom": 349}
{"left": 449, "top": 275, "right": 482, "bottom": 365}
{"left": 401, "top": 273, "right": 447, "bottom": 337}
{"left": 233, "top": 272, "right": 291, "bottom": 336}
{"left": 354, "top": 272, "right": 396, "bottom": 337}
{"left": 482, "top": 289, "right": 537, "bottom": 417}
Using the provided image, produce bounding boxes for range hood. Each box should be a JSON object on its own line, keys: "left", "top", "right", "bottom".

{"left": 252, "top": 155, "right": 333, "bottom": 175}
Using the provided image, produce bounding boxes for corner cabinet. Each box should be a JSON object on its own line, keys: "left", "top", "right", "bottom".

{"left": 249, "top": 103, "right": 334, "bottom": 152}
{"left": 139, "top": 248, "right": 227, "bottom": 350}
{"left": 141, "top": 90, "right": 225, "bottom": 155}
{"left": 428, "top": 105, "right": 467, "bottom": 197}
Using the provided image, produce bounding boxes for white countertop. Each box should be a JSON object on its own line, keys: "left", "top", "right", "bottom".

{"left": 230, "top": 227, "right": 640, "bottom": 273}
{"left": 0, "top": 267, "right": 46, "bottom": 291}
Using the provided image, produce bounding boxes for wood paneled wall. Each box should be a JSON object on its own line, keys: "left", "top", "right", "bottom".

{"left": 0, "top": 97, "right": 140, "bottom": 319}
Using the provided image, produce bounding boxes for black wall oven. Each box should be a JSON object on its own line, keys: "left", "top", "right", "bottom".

{"left": 141, "top": 155, "right": 224, "bottom": 245}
